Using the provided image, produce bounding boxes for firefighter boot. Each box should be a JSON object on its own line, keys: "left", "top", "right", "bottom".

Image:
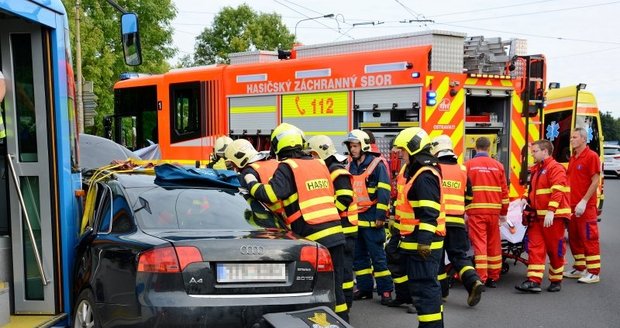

{"left": 380, "top": 291, "right": 393, "bottom": 306}
{"left": 353, "top": 290, "right": 373, "bottom": 300}
{"left": 467, "top": 280, "right": 484, "bottom": 306}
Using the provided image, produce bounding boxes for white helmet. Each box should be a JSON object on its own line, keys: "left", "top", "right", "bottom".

{"left": 225, "top": 139, "right": 259, "bottom": 169}
{"left": 214, "top": 136, "right": 233, "bottom": 157}
{"left": 307, "top": 135, "right": 348, "bottom": 162}
{"left": 343, "top": 129, "right": 371, "bottom": 152}
{"left": 431, "top": 135, "right": 455, "bottom": 157}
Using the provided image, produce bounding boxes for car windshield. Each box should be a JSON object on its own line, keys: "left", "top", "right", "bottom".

{"left": 604, "top": 147, "right": 619, "bottom": 156}
{"left": 126, "top": 186, "right": 285, "bottom": 231}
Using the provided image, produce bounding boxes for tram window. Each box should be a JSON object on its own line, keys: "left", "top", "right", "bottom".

{"left": 170, "top": 82, "right": 202, "bottom": 143}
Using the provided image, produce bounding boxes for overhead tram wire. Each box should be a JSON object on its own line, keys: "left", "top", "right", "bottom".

{"left": 393, "top": 0, "right": 432, "bottom": 28}
{"left": 273, "top": 0, "right": 355, "bottom": 40}
{"left": 431, "top": 0, "right": 560, "bottom": 18}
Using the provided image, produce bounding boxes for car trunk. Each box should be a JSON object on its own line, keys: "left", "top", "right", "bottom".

{"left": 153, "top": 230, "right": 323, "bottom": 295}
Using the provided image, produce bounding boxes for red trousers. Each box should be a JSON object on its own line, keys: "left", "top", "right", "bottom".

{"left": 467, "top": 214, "right": 502, "bottom": 281}
{"left": 568, "top": 213, "right": 601, "bottom": 275}
{"left": 526, "top": 219, "right": 566, "bottom": 284}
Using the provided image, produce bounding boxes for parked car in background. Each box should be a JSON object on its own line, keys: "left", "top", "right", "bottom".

{"left": 604, "top": 144, "right": 620, "bottom": 178}
{"left": 72, "top": 164, "right": 335, "bottom": 328}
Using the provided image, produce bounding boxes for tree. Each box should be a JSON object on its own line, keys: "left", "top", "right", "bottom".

{"left": 63, "top": 0, "right": 176, "bottom": 135}
{"left": 601, "top": 111, "right": 620, "bottom": 142}
{"left": 192, "top": 4, "right": 295, "bottom": 65}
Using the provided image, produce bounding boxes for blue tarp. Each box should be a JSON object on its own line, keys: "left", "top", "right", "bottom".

{"left": 154, "top": 164, "right": 241, "bottom": 189}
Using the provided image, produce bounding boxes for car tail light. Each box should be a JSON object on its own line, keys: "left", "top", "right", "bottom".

{"left": 138, "top": 246, "right": 202, "bottom": 273}
{"left": 300, "top": 245, "right": 333, "bottom": 272}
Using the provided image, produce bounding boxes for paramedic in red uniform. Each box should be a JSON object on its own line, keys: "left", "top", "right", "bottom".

{"left": 564, "top": 127, "right": 601, "bottom": 284}
{"left": 244, "top": 123, "right": 349, "bottom": 321}
{"left": 344, "top": 129, "right": 394, "bottom": 304}
{"left": 465, "top": 136, "right": 509, "bottom": 288}
{"left": 515, "top": 139, "right": 571, "bottom": 293}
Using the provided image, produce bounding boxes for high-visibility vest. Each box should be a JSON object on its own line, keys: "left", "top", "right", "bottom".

{"left": 348, "top": 157, "right": 382, "bottom": 213}
{"left": 249, "top": 159, "right": 285, "bottom": 215}
{"left": 329, "top": 165, "right": 358, "bottom": 234}
{"left": 438, "top": 163, "right": 467, "bottom": 226}
{"left": 395, "top": 166, "right": 445, "bottom": 236}
{"left": 282, "top": 158, "right": 341, "bottom": 225}
{"left": 392, "top": 165, "right": 407, "bottom": 232}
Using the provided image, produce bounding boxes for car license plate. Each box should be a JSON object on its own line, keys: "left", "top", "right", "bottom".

{"left": 216, "top": 263, "right": 287, "bottom": 283}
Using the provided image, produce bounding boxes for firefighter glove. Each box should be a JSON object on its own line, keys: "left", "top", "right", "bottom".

{"left": 244, "top": 173, "right": 258, "bottom": 185}
{"left": 544, "top": 211, "right": 554, "bottom": 228}
{"left": 575, "top": 199, "right": 587, "bottom": 217}
{"left": 417, "top": 243, "right": 431, "bottom": 259}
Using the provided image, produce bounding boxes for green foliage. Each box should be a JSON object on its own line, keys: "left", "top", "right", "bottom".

{"left": 62, "top": 0, "right": 176, "bottom": 135}
{"left": 601, "top": 111, "right": 620, "bottom": 142}
{"left": 192, "top": 4, "right": 295, "bottom": 65}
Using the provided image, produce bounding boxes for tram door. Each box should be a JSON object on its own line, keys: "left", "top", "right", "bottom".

{"left": 0, "top": 19, "right": 57, "bottom": 314}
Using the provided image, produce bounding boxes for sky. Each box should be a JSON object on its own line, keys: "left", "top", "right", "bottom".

{"left": 171, "top": 0, "right": 620, "bottom": 117}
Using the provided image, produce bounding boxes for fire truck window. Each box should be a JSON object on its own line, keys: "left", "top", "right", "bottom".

{"left": 170, "top": 82, "right": 202, "bottom": 143}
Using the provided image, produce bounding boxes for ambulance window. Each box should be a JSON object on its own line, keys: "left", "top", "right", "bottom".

{"left": 575, "top": 115, "right": 601, "bottom": 156}
{"left": 170, "top": 82, "right": 202, "bottom": 143}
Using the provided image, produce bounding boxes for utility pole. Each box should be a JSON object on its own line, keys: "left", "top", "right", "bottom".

{"left": 75, "top": 0, "right": 84, "bottom": 133}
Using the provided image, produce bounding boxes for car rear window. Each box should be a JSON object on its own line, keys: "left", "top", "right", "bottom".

{"left": 604, "top": 147, "right": 620, "bottom": 156}
{"left": 127, "top": 187, "right": 285, "bottom": 231}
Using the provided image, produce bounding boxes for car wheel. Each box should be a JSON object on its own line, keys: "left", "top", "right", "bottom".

{"left": 73, "top": 289, "right": 100, "bottom": 328}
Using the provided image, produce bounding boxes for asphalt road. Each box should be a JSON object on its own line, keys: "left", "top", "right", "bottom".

{"left": 349, "top": 178, "right": 620, "bottom": 328}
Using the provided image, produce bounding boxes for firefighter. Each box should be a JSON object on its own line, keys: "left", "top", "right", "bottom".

{"left": 465, "top": 136, "right": 509, "bottom": 288}
{"left": 565, "top": 127, "right": 601, "bottom": 284}
{"left": 515, "top": 139, "right": 571, "bottom": 293}
{"left": 244, "top": 123, "right": 349, "bottom": 321}
{"left": 431, "top": 135, "right": 484, "bottom": 306}
{"left": 344, "top": 129, "right": 393, "bottom": 304}
{"left": 225, "top": 138, "right": 285, "bottom": 221}
{"left": 393, "top": 127, "right": 444, "bottom": 328}
{"left": 207, "top": 136, "right": 233, "bottom": 169}
{"left": 385, "top": 163, "right": 416, "bottom": 314}
{"left": 307, "top": 135, "right": 357, "bottom": 310}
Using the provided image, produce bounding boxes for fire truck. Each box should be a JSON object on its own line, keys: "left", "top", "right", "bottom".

{"left": 113, "top": 30, "right": 550, "bottom": 199}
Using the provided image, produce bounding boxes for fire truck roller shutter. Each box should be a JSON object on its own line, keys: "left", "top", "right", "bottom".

{"left": 229, "top": 95, "right": 277, "bottom": 136}
{"left": 353, "top": 87, "right": 422, "bottom": 124}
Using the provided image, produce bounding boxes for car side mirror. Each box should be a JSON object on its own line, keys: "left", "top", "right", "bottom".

{"left": 120, "top": 13, "right": 142, "bottom": 66}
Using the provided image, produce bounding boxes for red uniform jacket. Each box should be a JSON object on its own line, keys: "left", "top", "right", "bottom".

{"left": 465, "top": 153, "right": 509, "bottom": 216}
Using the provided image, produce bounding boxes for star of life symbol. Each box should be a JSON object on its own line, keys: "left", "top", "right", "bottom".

{"left": 546, "top": 121, "right": 560, "bottom": 141}
{"left": 586, "top": 125, "right": 594, "bottom": 143}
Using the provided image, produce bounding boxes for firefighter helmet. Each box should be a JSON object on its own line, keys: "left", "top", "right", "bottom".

{"left": 343, "top": 129, "right": 371, "bottom": 152}
{"left": 430, "top": 135, "right": 456, "bottom": 157}
{"left": 307, "top": 135, "right": 344, "bottom": 161}
{"left": 270, "top": 123, "right": 305, "bottom": 155}
{"left": 393, "top": 127, "right": 431, "bottom": 156}
{"left": 214, "top": 136, "right": 233, "bottom": 157}
{"left": 225, "top": 138, "right": 259, "bottom": 169}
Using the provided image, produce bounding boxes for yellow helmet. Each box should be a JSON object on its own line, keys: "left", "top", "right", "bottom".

{"left": 393, "top": 127, "right": 431, "bottom": 156}
{"left": 430, "top": 135, "right": 455, "bottom": 157}
{"left": 214, "top": 136, "right": 233, "bottom": 157}
{"left": 225, "top": 139, "right": 258, "bottom": 169}
{"left": 270, "top": 123, "right": 305, "bottom": 155}
{"left": 343, "top": 129, "right": 371, "bottom": 152}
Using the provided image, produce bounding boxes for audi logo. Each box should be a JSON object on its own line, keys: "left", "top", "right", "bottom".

{"left": 240, "top": 245, "right": 264, "bottom": 255}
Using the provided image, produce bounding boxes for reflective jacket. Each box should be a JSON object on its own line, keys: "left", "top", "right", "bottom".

{"left": 0, "top": 113, "right": 5, "bottom": 139}
{"left": 465, "top": 153, "right": 509, "bottom": 215}
{"left": 347, "top": 154, "right": 391, "bottom": 227}
{"left": 249, "top": 159, "right": 285, "bottom": 215}
{"left": 396, "top": 164, "right": 445, "bottom": 252}
{"left": 438, "top": 161, "right": 470, "bottom": 227}
{"left": 527, "top": 157, "right": 571, "bottom": 219}
{"left": 328, "top": 162, "right": 358, "bottom": 235}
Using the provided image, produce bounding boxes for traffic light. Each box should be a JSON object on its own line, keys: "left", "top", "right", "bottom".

{"left": 426, "top": 90, "right": 437, "bottom": 106}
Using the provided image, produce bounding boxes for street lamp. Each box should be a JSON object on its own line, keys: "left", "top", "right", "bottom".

{"left": 294, "top": 14, "right": 335, "bottom": 38}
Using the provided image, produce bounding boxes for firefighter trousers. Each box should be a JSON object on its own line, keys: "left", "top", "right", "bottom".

{"left": 407, "top": 249, "right": 444, "bottom": 328}
{"left": 568, "top": 213, "right": 601, "bottom": 275}
{"left": 467, "top": 214, "right": 502, "bottom": 282}
{"left": 526, "top": 219, "right": 566, "bottom": 284}
{"left": 385, "top": 230, "right": 411, "bottom": 303}
{"left": 343, "top": 236, "right": 356, "bottom": 310}
{"left": 330, "top": 244, "right": 348, "bottom": 321}
{"left": 439, "top": 225, "right": 480, "bottom": 297}
{"left": 354, "top": 227, "right": 393, "bottom": 295}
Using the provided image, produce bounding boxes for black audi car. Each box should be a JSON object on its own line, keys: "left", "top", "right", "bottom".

{"left": 72, "top": 165, "right": 335, "bottom": 328}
